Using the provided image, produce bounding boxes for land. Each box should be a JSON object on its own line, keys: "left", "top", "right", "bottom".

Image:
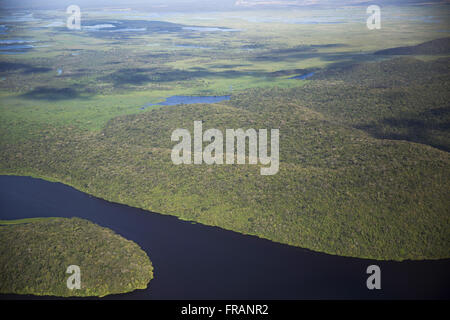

{"left": 0, "top": 217, "right": 153, "bottom": 297}
{"left": 0, "top": 4, "right": 449, "bottom": 261}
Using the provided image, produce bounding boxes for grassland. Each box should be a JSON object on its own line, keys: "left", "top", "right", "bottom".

{"left": 0, "top": 5, "right": 449, "bottom": 261}
{"left": 0, "top": 217, "right": 153, "bottom": 297}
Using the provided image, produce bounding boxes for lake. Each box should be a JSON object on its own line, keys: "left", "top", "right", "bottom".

{"left": 0, "top": 175, "right": 449, "bottom": 300}
{"left": 182, "top": 26, "right": 241, "bottom": 32}
{"left": 290, "top": 72, "right": 315, "bottom": 80}
{"left": 141, "top": 95, "right": 231, "bottom": 110}
{"left": 0, "top": 39, "right": 36, "bottom": 54}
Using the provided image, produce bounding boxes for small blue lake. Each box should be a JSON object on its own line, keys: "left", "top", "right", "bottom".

{"left": 290, "top": 72, "right": 315, "bottom": 80}
{"left": 174, "top": 44, "right": 210, "bottom": 49}
{"left": 182, "top": 26, "right": 241, "bottom": 32}
{"left": 0, "top": 44, "right": 34, "bottom": 50}
{"left": 0, "top": 39, "right": 34, "bottom": 44}
{"left": 141, "top": 95, "right": 230, "bottom": 110}
{"left": 0, "top": 51, "right": 28, "bottom": 55}
{"left": 0, "top": 39, "right": 36, "bottom": 54}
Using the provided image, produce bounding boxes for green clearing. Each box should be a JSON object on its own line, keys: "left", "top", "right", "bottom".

{"left": 0, "top": 217, "right": 153, "bottom": 297}
{"left": 0, "top": 5, "right": 449, "bottom": 261}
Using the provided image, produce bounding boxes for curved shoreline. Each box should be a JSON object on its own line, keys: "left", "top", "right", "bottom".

{"left": 0, "top": 217, "right": 153, "bottom": 298}
{"left": 0, "top": 174, "right": 449, "bottom": 299}
{"left": 0, "top": 170, "right": 448, "bottom": 262}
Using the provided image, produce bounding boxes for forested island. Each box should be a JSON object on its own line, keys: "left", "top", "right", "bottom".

{"left": 0, "top": 218, "right": 153, "bottom": 297}
{"left": 0, "top": 4, "right": 449, "bottom": 268}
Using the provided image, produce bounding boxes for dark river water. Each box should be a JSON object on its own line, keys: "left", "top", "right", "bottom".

{"left": 0, "top": 175, "right": 449, "bottom": 300}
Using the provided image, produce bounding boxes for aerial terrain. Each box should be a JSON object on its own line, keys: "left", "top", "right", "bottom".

{"left": 0, "top": 0, "right": 449, "bottom": 297}
{"left": 0, "top": 217, "right": 153, "bottom": 297}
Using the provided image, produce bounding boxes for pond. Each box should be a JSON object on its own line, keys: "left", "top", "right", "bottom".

{"left": 290, "top": 72, "right": 315, "bottom": 80}
{"left": 0, "top": 39, "right": 36, "bottom": 54}
{"left": 141, "top": 95, "right": 231, "bottom": 110}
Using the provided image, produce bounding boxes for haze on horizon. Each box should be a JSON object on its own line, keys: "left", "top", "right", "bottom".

{"left": 0, "top": 0, "right": 448, "bottom": 11}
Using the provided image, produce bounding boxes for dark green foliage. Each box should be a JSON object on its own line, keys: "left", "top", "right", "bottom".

{"left": 1, "top": 56, "right": 449, "bottom": 261}
{"left": 0, "top": 218, "right": 153, "bottom": 297}
{"left": 287, "top": 57, "right": 450, "bottom": 151}
{"left": 374, "top": 37, "right": 450, "bottom": 55}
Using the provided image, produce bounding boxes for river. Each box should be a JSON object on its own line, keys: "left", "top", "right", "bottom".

{"left": 0, "top": 175, "right": 449, "bottom": 299}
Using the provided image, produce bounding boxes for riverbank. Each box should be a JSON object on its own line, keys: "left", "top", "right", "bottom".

{"left": 1, "top": 175, "right": 449, "bottom": 299}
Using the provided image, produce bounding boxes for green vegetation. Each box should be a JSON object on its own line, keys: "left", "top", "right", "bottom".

{"left": 0, "top": 217, "right": 153, "bottom": 297}
{"left": 290, "top": 57, "right": 450, "bottom": 152}
{"left": 374, "top": 37, "right": 450, "bottom": 55}
{"left": 0, "top": 5, "right": 449, "bottom": 261}
{"left": 1, "top": 55, "right": 449, "bottom": 261}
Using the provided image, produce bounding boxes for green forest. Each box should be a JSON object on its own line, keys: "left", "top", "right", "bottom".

{"left": 1, "top": 55, "right": 449, "bottom": 260}
{"left": 0, "top": 4, "right": 449, "bottom": 273}
{"left": 0, "top": 217, "right": 153, "bottom": 297}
